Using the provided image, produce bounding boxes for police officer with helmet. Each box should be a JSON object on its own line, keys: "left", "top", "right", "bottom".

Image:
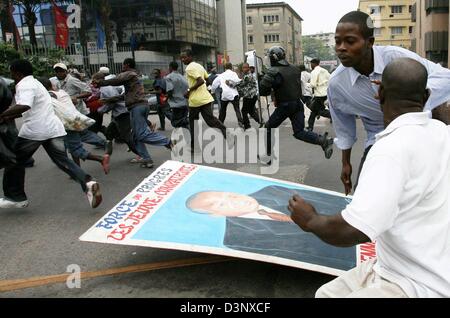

{"left": 259, "top": 46, "right": 334, "bottom": 162}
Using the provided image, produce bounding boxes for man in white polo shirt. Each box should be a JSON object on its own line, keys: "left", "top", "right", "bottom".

{"left": 289, "top": 58, "right": 450, "bottom": 298}
{"left": 0, "top": 60, "right": 103, "bottom": 209}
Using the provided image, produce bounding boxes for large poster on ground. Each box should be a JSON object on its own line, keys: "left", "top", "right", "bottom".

{"left": 80, "top": 161, "right": 376, "bottom": 276}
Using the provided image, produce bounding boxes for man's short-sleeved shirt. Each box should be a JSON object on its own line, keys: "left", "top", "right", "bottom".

{"left": 55, "top": 74, "right": 91, "bottom": 115}
{"left": 185, "top": 62, "right": 214, "bottom": 107}
{"left": 15, "top": 76, "right": 66, "bottom": 141}
{"left": 165, "top": 71, "right": 189, "bottom": 108}
{"left": 342, "top": 112, "right": 450, "bottom": 297}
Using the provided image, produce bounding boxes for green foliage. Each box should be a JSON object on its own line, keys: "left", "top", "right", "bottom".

{"left": 0, "top": 43, "right": 21, "bottom": 76}
{"left": 0, "top": 43, "right": 69, "bottom": 78}
{"left": 302, "top": 37, "right": 336, "bottom": 61}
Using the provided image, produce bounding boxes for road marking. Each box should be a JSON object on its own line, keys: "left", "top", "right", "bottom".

{"left": 0, "top": 255, "right": 231, "bottom": 293}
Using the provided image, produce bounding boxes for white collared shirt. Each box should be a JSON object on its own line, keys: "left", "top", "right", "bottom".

{"left": 15, "top": 76, "right": 66, "bottom": 141}
{"left": 328, "top": 45, "right": 450, "bottom": 150}
{"left": 342, "top": 112, "right": 450, "bottom": 297}
{"left": 211, "top": 70, "right": 241, "bottom": 101}
{"left": 311, "top": 66, "right": 330, "bottom": 97}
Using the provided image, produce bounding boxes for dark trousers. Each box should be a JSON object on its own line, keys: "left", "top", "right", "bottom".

{"left": 265, "top": 101, "right": 321, "bottom": 156}
{"left": 308, "top": 96, "right": 331, "bottom": 131}
{"left": 219, "top": 96, "right": 244, "bottom": 126}
{"left": 189, "top": 103, "right": 227, "bottom": 149}
{"left": 301, "top": 96, "right": 312, "bottom": 107}
{"left": 157, "top": 104, "right": 173, "bottom": 130}
{"left": 242, "top": 96, "right": 262, "bottom": 129}
{"left": 105, "top": 113, "right": 140, "bottom": 156}
{"left": 88, "top": 111, "right": 105, "bottom": 134}
{"left": 3, "top": 137, "right": 90, "bottom": 202}
{"left": 171, "top": 107, "right": 189, "bottom": 129}
{"left": 354, "top": 146, "right": 373, "bottom": 190}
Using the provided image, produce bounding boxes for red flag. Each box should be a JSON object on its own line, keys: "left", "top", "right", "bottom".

{"left": 51, "top": 0, "right": 69, "bottom": 48}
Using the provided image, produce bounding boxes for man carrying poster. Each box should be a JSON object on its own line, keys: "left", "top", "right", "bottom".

{"left": 290, "top": 58, "right": 450, "bottom": 298}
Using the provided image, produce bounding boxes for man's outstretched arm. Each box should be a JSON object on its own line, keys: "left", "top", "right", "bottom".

{"left": 289, "top": 195, "right": 370, "bottom": 248}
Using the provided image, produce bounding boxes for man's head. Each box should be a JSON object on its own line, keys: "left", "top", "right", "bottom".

{"left": 169, "top": 61, "right": 179, "bottom": 72}
{"left": 250, "top": 66, "right": 256, "bottom": 74}
{"left": 181, "top": 49, "right": 194, "bottom": 66}
{"left": 186, "top": 191, "right": 259, "bottom": 217}
{"left": 224, "top": 62, "right": 233, "bottom": 71}
{"left": 379, "top": 58, "right": 429, "bottom": 128}
{"left": 310, "top": 59, "right": 320, "bottom": 70}
{"left": 38, "top": 77, "right": 54, "bottom": 91}
{"left": 335, "top": 11, "right": 375, "bottom": 68}
{"left": 10, "top": 59, "right": 33, "bottom": 83}
{"left": 268, "top": 46, "right": 289, "bottom": 67}
{"left": 153, "top": 69, "right": 161, "bottom": 79}
{"left": 92, "top": 72, "right": 106, "bottom": 82}
{"left": 122, "top": 58, "right": 136, "bottom": 72}
{"left": 242, "top": 63, "right": 250, "bottom": 74}
{"left": 53, "top": 63, "right": 68, "bottom": 81}
{"left": 99, "top": 66, "right": 110, "bottom": 75}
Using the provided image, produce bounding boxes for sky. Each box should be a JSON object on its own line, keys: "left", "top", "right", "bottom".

{"left": 246, "top": 0, "right": 360, "bottom": 35}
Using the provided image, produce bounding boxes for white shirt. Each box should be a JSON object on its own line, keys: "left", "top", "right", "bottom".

{"left": 328, "top": 46, "right": 450, "bottom": 150}
{"left": 310, "top": 66, "right": 330, "bottom": 97}
{"left": 342, "top": 112, "right": 450, "bottom": 298}
{"left": 301, "top": 71, "right": 313, "bottom": 97}
{"left": 211, "top": 70, "right": 241, "bottom": 102}
{"left": 15, "top": 76, "right": 66, "bottom": 141}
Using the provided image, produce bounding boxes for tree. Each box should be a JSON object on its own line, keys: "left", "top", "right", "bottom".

{"left": 302, "top": 37, "right": 336, "bottom": 61}
{"left": 13, "top": 0, "right": 48, "bottom": 48}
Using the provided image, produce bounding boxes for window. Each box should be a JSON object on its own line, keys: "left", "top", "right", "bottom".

{"left": 409, "top": 5, "right": 413, "bottom": 13}
{"left": 391, "top": 27, "right": 403, "bottom": 35}
{"left": 248, "top": 35, "right": 254, "bottom": 44}
{"left": 374, "top": 28, "right": 382, "bottom": 36}
{"left": 247, "top": 16, "right": 252, "bottom": 25}
{"left": 391, "top": 6, "right": 403, "bottom": 14}
{"left": 263, "top": 15, "right": 279, "bottom": 23}
{"left": 370, "top": 6, "right": 381, "bottom": 14}
{"left": 264, "top": 34, "right": 280, "bottom": 43}
{"left": 409, "top": 26, "right": 414, "bottom": 34}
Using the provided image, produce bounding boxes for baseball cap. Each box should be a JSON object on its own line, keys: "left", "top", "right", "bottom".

{"left": 53, "top": 63, "right": 68, "bottom": 71}
{"left": 99, "top": 67, "right": 110, "bottom": 74}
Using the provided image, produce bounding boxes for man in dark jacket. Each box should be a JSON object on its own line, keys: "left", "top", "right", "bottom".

{"left": 259, "top": 46, "right": 334, "bottom": 164}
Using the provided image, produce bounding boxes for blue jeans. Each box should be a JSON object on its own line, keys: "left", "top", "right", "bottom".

{"left": 64, "top": 130, "right": 90, "bottom": 160}
{"left": 80, "top": 129, "right": 106, "bottom": 149}
{"left": 130, "top": 104, "right": 170, "bottom": 161}
{"left": 265, "top": 101, "right": 321, "bottom": 155}
{"left": 3, "top": 137, "right": 90, "bottom": 201}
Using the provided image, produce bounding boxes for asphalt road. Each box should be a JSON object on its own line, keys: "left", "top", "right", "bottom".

{"left": 0, "top": 105, "right": 366, "bottom": 298}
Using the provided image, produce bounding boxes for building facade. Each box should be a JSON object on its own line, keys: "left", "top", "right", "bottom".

{"left": 2, "top": 0, "right": 224, "bottom": 70}
{"left": 246, "top": 2, "right": 303, "bottom": 64}
{"left": 303, "top": 32, "right": 335, "bottom": 50}
{"left": 411, "top": 0, "right": 449, "bottom": 67}
{"left": 217, "top": 0, "right": 247, "bottom": 64}
{"left": 359, "top": 0, "right": 415, "bottom": 49}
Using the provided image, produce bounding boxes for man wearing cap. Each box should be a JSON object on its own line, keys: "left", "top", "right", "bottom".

{"left": 53, "top": 63, "right": 111, "bottom": 158}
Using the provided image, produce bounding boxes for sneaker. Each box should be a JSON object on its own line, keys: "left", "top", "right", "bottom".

{"left": 140, "top": 161, "right": 154, "bottom": 169}
{"left": 102, "top": 155, "right": 111, "bottom": 175}
{"left": 130, "top": 157, "right": 145, "bottom": 164}
{"left": 105, "top": 140, "right": 113, "bottom": 156}
{"left": 0, "top": 198, "right": 29, "bottom": 209}
{"left": 257, "top": 154, "right": 272, "bottom": 166}
{"left": 320, "top": 133, "right": 334, "bottom": 160}
{"left": 226, "top": 131, "right": 236, "bottom": 148}
{"left": 86, "top": 181, "right": 102, "bottom": 209}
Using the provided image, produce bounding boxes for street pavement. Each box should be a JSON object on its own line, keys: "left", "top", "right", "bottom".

{"left": 0, "top": 105, "right": 366, "bottom": 298}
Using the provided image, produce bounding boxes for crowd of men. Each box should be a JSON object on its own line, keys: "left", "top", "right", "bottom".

{"left": 0, "top": 10, "right": 449, "bottom": 298}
